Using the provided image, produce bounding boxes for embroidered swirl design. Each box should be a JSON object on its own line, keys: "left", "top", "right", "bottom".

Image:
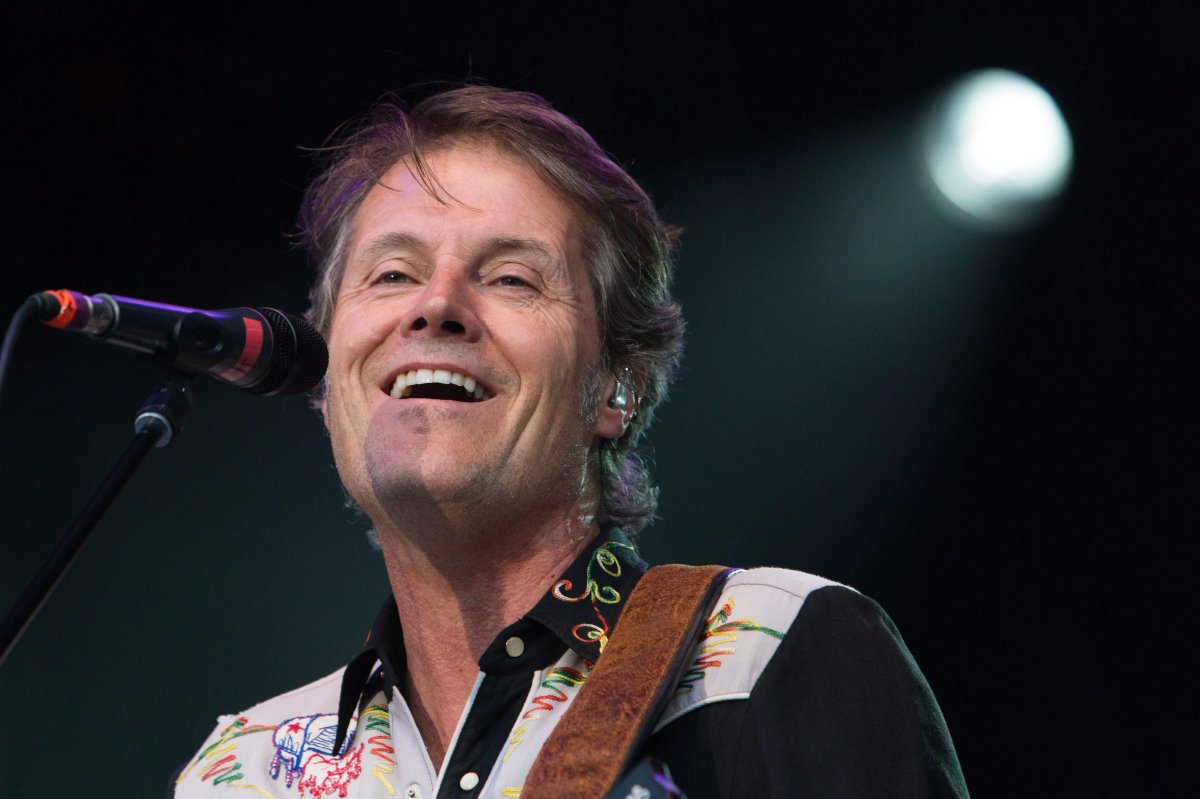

{"left": 177, "top": 716, "right": 275, "bottom": 788}
{"left": 523, "top": 666, "right": 590, "bottom": 719}
{"left": 551, "top": 540, "right": 634, "bottom": 653}
{"left": 361, "top": 704, "right": 396, "bottom": 794}
{"left": 675, "top": 597, "right": 785, "bottom": 696}
{"left": 501, "top": 664, "right": 593, "bottom": 765}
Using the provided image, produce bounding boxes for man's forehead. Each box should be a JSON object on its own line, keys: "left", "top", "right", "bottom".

{"left": 350, "top": 146, "right": 571, "bottom": 236}
{"left": 347, "top": 146, "right": 580, "bottom": 255}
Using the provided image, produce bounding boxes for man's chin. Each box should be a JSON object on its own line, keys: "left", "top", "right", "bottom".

{"left": 366, "top": 461, "right": 494, "bottom": 516}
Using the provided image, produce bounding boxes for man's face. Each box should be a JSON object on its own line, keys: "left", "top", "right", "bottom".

{"left": 324, "top": 144, "right": 619, "bottom": 526}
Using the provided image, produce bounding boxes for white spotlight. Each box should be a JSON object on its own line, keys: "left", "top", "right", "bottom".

{"left": 922, "top": 69, "right": 1073, "bottom": 229}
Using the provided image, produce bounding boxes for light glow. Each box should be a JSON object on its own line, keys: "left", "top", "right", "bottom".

{"left": 923, "top": 69, "right": 1073, "bottom": 228}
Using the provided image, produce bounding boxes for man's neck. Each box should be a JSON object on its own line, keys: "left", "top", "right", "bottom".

{"left": 375, "top": 508, "right": 598, "bottom": 771}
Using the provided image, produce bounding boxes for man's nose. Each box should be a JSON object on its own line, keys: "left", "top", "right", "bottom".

{"left": 404, "top": 269, "right": 481, "bottom": 340}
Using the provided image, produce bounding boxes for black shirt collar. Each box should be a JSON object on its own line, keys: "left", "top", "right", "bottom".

{"left": 524, "top": 530, "right": 647, "bottom": 663}
{"left": 333, "top": 528, "right": 648, "bottom": 751}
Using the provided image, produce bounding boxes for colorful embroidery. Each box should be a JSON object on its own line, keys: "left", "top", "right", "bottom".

{"left": 296, "top": 744, "right": 364, "bottom": 798}
{"left": 502, "top": 665, "right": 592, "bottom": 763}
{"left": 178, "top": 715, "right": 275, "bottom": 788}
{"left": 523, "top": 666, "right": 590, "bottom": 719}
{"left": 361, "top": 704, "right": 397, "bottom": 795}
{"left": 235, "top": 786, "right": 279, "bottom": 799}
{"left": 503, "top": 724, "right": 529, "bottom": 763}
{"left": 269, "top": 713, "right": 364, "bottom": 797}
{"left": 552, "top": 540, "right": 636, "bottom": 653}
{"left": 674, "top": 597, "right": 785, "bottom": 696}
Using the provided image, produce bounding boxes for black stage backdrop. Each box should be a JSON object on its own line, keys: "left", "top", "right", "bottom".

{"left": 1, "top": 3, "right": 1196, "bottom": 796}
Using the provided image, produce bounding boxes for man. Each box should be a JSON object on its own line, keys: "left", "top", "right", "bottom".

{"left": 174, "top": 86, "right": 968, "bottom": 798}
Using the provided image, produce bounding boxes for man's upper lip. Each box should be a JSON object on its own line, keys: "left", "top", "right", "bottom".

{"left": 380, "top": 363, "right": 493, "bottom": 395}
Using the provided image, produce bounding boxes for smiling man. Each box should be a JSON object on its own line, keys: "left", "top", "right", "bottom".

{"left": 174, "top": 87, "right": 968, "bottom": 799}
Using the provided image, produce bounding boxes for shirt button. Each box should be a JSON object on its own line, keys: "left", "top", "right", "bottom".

{"left": 504, "top": 636, "right": 525, "bottom": 657}
{"left": 406, "top": 785, "right": 422, "bottom": 799}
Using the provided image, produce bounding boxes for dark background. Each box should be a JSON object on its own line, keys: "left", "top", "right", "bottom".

{"left": 1, "top": 2, "right": 1196, "bottom": 796}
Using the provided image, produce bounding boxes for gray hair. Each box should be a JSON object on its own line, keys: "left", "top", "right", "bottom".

{"left": 298, "top": 86, "right": 684, "bottom": 535}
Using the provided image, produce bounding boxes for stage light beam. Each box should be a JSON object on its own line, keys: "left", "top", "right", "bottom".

{"left": 922, "top": 69, "right": 1073, "bottom": 229}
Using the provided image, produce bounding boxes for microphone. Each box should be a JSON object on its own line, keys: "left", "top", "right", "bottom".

{"left": 30, "top": 289, "right": 328, "bottom": 395}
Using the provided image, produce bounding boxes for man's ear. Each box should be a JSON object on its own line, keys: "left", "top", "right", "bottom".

{"left": 595, "top": 370, "right": 637, "bottom": 441}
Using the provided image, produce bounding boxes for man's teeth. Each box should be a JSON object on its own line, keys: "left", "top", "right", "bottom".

{"left": 389, "top": 370, "right": 490, "bottom": 400}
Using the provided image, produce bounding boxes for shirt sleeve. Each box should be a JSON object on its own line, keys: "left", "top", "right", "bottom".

{"left": 729, "top": 585, "right": 969, "bottom": 798}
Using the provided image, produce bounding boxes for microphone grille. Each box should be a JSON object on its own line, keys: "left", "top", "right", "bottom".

{"left": 251, "top": 308, "right": 329, "bottom": 395}
{"left": 287, "top": 312, "right": 330, "bottom": 393}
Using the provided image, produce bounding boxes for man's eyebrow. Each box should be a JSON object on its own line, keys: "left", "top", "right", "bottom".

{"left": 480, "top": 237, "right": 561, "bottom": 268}
{"left": 356, "top": 231, "right": 428, "bottom": 261}
{"left": 354, "top": 233, "right": 565, "bottom": 275}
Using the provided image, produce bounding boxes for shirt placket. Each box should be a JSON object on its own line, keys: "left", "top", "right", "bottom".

{"left": 433, "top": 661, "right": 537, "bottom": 799}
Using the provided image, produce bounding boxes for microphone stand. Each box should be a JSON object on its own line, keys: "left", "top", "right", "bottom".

{"left": 0, "top": 375, "right": 196, "bottom": 667}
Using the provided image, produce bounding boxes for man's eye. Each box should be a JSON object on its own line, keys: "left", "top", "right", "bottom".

{"left": 496, "top": 275, "right": 532, "bottom": 288}
{"left": 377, "top": 270, "right": 410, "bottom": 284}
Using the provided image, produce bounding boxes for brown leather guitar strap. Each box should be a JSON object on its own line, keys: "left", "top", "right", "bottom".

{"left": 521, "top": 563, "right": 731, "bottom": 799}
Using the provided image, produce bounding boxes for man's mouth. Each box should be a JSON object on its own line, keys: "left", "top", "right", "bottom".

{"left": 389, "top": 369, "right": 493, "bottom": 402}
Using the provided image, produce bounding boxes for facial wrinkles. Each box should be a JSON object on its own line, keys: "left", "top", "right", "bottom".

{"left": 360, "top": 336, "right": 600, "bottom": 530}
{"left": 327, "top": 147, "right": 608, "bottom": 537}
